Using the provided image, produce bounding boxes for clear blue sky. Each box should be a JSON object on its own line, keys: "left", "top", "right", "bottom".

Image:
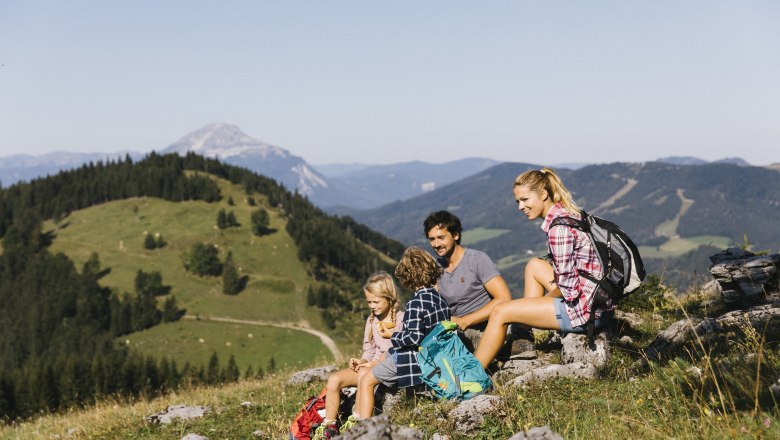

{"left": 1, "top": 1, "right": 779, "bottom": 165}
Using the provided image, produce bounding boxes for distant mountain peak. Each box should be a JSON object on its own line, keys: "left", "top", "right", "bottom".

{"left": 163, "top": 123, "right": 288, "bottom": 160}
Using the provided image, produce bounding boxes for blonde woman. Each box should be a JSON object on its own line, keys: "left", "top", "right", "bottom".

{"left": 474, "top": 168, "right": 614, "bottom": 368}
{"left": 314, "top": 271, "right": 403, "bottom": 440}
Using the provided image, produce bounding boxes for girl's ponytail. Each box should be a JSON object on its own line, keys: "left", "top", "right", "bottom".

{"left": 514, "top": 168, "right": 580, "bottom": 215}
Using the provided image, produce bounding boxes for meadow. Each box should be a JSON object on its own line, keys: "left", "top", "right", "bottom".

{"left": 41, "top": 176, "right": 352, "bottom": 371}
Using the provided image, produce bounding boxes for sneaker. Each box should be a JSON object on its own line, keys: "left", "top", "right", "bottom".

{"left": 313, "top": 420, "right": 339, "bottom": 440}
{"left": 339, "top": 414, "right": 359, "bottom": 433}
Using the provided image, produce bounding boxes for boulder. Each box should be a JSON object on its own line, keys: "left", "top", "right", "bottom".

{"left": 560, "top": 333, "right": 610, "bottom": 369}
{"left": 508, "top": 362, "right": 598, "bottom": 387}
{"left": 333, "top": 414, "right": 423, "bottom": 439}
{"left": 708, "top": 248, "right": 780, "bottom": 304}
{"left": 145, "top": 405, "right": 211, "bottom": 424}
{"left": 508, "top": 425, "right": 565, "bottom": 440}
{"left": 287, "top": 365, "right": 339, "bottom": 386}
{"left": 448, "top": 394, "right": 504, "bottom": 435}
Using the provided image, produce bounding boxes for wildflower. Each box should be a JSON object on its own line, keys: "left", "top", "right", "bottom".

{"left": 740, "top": 426, "right": 748, "bottom": 433}
{"left": 703, "top": 408, "right": 711, "bottom": 416}
{"left": 635, "top": 398, "right": 644, "bottom": 405}
{"left": 409, "top": 423, "right": 415, "bottom": 428}
{"left": 765, "top": 418, "right": 772, "bottom": 428}
{"left": 516, "top": 394, "right": 525, "bottom": 401}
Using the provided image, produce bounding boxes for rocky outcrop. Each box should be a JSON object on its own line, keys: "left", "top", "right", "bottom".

{"left": 333, "top": 414, "right": 423, "bottom": 439}
{"left": 560, "top": 333, "right": 610, "bottom": 369}
{"left": 146, "top": 405, "right": 211, "bottom": 424}
{"left": 709, "top": 247, "right": 780, "bottom": 304}
{"left": 447, "top": 394, "right": 504, "bottom": 435}
{"left": 287, "top": 365, "right": 338, "bottom": 386}
{"left": 644, "top": 303, "right": 780, "bottom": 361}
{"left": 508, "top": 362, "right": 598, "bottom": 387}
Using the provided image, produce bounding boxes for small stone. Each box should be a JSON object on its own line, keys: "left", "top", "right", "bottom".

{"left": 508, "top": 425, "right": 565, "bottom": 440}
{"left": 240, "top": 401, "right": 255, "bottom": 408}
{"left": 251, "top": 430, "right": 266, "bottom": 437}
{"left": 181, "top": 434, "right": 208, "bottom": 440}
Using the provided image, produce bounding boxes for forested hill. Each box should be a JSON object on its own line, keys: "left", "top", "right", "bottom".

{"left": 0, "top": 152, "right": 404, "bottom": 420}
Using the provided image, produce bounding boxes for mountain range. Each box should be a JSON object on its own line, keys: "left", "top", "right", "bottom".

{"left": 3, "top": 123, "right": 766, "bottom": 211}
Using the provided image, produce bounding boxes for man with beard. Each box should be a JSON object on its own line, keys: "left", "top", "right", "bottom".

{"left": 424, "top": 210, "right": 533, "bottom": 354}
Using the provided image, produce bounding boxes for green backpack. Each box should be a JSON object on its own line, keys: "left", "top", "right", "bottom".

{"left": 416, "top": 321, "right": 492, "bottom": 400}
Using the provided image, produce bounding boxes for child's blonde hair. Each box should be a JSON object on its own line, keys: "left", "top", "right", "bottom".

{"left": 514, "top": 167, "right": 581, "bottom": 215}
{"left": 364, "top": 271, "right": 400, "bottom": 343}
{"left": 394, "top": 247, "right": 443, "bottom": 290}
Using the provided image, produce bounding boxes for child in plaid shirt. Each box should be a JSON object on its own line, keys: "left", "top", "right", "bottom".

{"left": 352, "top": 246, "right": 451, "bottom": 422}
{"left": 475, "top": 167, "right": 614, "bottom": 368}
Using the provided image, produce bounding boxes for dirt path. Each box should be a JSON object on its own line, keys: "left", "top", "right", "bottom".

{"left": 183, "top": 314, "right": 343, "bottom": 362}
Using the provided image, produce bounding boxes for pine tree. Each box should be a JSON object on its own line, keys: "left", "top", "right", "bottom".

{"left": 162, "top": 295, "right": 185, "bottom": 322}
{"left": 143, "top": 233, "right": 156, "bottom": 250}
{"left": 267, "top": 356, "right": 276, "bottom": 373}
{"left": 251, "top": 208, "right": 270, "bottom": 236}
{"left": 207, "top": 352, "right": 221, "bottom": 384}
{"left": 225, "top": 355, "right": 240, "bottom": 382}
{"left": 227, "top": 211, "right": 238, "bottom": 227}
{"left": 216, "top": 209, "right": 228, "bottom": 229}
{"left": 185, "top": 243, "right": 223, "bottom": 276}
{"left": 222, "top": 252, "right": 241, "bottom": 295}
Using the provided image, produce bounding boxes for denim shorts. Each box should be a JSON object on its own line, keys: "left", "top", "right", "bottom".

{"left": 554, "top": 298, "right": 613, "bottom": 334}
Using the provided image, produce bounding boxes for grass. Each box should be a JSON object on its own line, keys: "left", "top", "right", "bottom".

{"left": 40, "top": 175, "right": 343, "bottom": 370}
{"left": 461, "top": 227, "right": 511, "bottom": 246}
{"left": 120, "top": 319, "right": 332, "bottom": 373}
{"left": 639, "top": 235, "right": 732, "bottom": 258}
{"left": 4, "top": 283, "right": 777, "bottom": 439}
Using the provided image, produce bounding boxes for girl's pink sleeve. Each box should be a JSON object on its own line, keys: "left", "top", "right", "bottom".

{"left": 360, "top": 316, "right": 374, "bottom": 361}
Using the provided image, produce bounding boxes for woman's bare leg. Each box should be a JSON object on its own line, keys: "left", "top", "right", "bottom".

{"left": 325, "top": 369, "right": 358, "bottom": 420}
{"left": 356, "top": 368, "right": 380, "bottom": 418}
{"left": 524, "top": 257, "right": 556, "bottom": 298}
{"left": 474, "top": 297, "right": 559, "bottom": 368}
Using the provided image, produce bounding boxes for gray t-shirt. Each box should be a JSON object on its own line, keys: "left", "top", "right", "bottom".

{"left": 437, "top": 248, "right": 501, "bottom": 317}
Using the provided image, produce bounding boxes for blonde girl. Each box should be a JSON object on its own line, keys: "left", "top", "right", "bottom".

{"left": 474, "top": 168, "right": 614, "bottom": 368}
{"left": 315, "top": 271, "right": 403, "bottom": 439}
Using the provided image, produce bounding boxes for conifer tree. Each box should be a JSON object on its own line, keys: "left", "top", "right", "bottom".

{"left": 222, "top": 252, "right": 241, "bottom": 295}
{"left": 217, "top": 209, "right": 228, "bottom": 229}
{"left": 185, "top": 243, "right": 222, "bottom": 276}
{"left": 251, "top": 208, "right": 270, "bottom": 236}
{"left": 143, "top": 233, "right": 156, "bottom": 250}
{"left": 225, "top": 355, "right": 240, "bottom": 382}
{"left": 227, "top": 211, "right": 238, "bottom": 227}
{"left": 207, "top": 352, "right": 221, "bottom": 384}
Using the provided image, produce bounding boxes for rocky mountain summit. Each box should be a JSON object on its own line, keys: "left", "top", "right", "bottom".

{"left": 163, "top": 123, "right": 329, "bottom": 197}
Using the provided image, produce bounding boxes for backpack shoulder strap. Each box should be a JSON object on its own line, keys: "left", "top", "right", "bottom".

{"left": 548, "top": 212, "right": 588, "bottom": 232}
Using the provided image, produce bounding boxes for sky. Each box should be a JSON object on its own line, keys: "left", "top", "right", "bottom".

{"left": 1, "top": 1, "right": 779, "bottom": 166}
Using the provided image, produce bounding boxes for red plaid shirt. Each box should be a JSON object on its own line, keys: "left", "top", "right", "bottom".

{"left": 541, "top": 203, "right": 608, "bottom": 327}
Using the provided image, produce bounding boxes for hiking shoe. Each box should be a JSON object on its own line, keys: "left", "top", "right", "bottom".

{"left": 313, "top": 420, "right": 339, "bottom": 440}
{"left": 339, "top": 414, "right": 359, "bottom": 433}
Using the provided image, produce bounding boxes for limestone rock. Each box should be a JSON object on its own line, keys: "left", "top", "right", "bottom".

{"left": 493, "top": 359, "right": 548, "bottom": 383}
{"left": 145, "top": 405, "right": 211, "bottom": 424}
{"left": 448, "top": 394, "right": 504, "bottom": 435}
{"left": 287, "top": 365, "right": 338, "bottom": 386}
{"left": 181, "top": 434, "right": 208, "bottom": 440}
{"left": 508, "top": 425, "right": 565, "bottom": 440}
{"left": 508, "top": 362, "right": 598, "bottom": 387}
{"left": 333, "top": 414, "right": 423, "bottom": 439}
{"left": 644, "top": 303, "right": 780, "bottom": 361}
{"left": 614, "top": 310, "right": 644, "bottom": 329}
{"left": 770, "top": 378, "right": 780, "bottom": 402}
{"left": 709, "top": 248, "right": 779, "bottom": 304}
{"left": 560, "top": 333, "right": 610, "bottom": 368}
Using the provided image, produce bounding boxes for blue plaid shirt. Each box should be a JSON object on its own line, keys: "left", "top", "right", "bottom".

{"left": 389, "top": 287, "right": 451, "bottom": 388}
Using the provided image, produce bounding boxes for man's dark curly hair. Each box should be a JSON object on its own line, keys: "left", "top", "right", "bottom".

{"left": 394, "top": 247, "right": 443, "bottom": 290}
{"left": 423, "top": 210, "right": 462, "bottom": 244}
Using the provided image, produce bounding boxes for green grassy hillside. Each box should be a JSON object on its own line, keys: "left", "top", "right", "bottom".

{"left": 42, "top": 175, "right": 341, "bottom": 370}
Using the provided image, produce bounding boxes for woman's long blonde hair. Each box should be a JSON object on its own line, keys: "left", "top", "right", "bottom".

{"left": 364, "top": 271, "right": 400, "bottom": 343}
{"left": 514, "top": 167, "right": 580, "bottom": 215}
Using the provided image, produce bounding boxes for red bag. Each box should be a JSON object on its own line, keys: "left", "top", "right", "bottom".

{"left": 289, "top": 387, "right": 327, "bottom": 440}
